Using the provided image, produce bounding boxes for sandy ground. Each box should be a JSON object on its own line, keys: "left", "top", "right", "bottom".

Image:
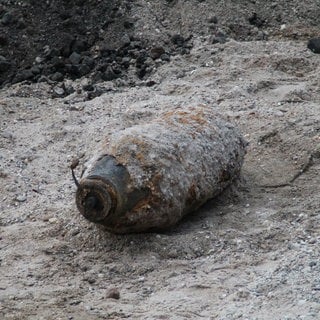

{"left": 1, "top": 38, "right": 320, "bottom": 319}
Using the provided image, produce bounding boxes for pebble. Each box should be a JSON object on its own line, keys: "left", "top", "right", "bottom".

{"left": 150, "top": 46, "right": 165, "bottom": 60}
{"left": 53, "top": 86, "right": 65, "bottom": 96}
{"left": 31, "top": 65, "right": 41, "bottom": 75}
{"left": 35, "top": 56, "right": 44, "bottom": 64}
{"left": 83, "top": 83, "right": 94, "bottom": 92}
{"left": 51, "top": 72, "right": 64, "bottom": 82}
{"left": 69, "top": 52, "right": 81, "bottom": 65}
{"left": 248, "top": 12, "right": 265, "bottom": 28}
{"left": 48, "top": 217, "right": 58, "bottom": 224}
{"left": 171, "top": 34, "right": 185, "bottom": 46}
{"left": 42, "top": 215, "right": 51, "bottom": 222}
{"left": 1, "top": 12, "right": 14, "bottom": 25}
{"left": 308, "top": 38, "right": 320, "bottom": 54}
{"left": 51, "top": 56, "right": 65, "bottom": 69}
{"left": 106, "top": 288, "right": 120, "bottom": 300}
{"left": 210, "top": 31, "right": 227, "bottom": 44}
{"left": 77, "top": 63, "right": 91, "bottom": 76}
{"left": 161, "top": 53, "right": 170, "bottom": 62}
{"left": 16, "top": 194, "right": 27, "bottom": 202}
{"left": 83, "top": 276, "right": 96, "bottom": 284}
{"left": 309, "top": 261, "right": 317, "bottom": 267}
{"left": 82, "top": 56, "right": 95, "bottom": 68}
{"left": 308, "top": 238, "right": 317, "bottom": 244}
{"left": 208, "top": 16, "right": 218, "bottom": 24}
{"left": 102, "top": 66, "right": 118, "bottom": 81}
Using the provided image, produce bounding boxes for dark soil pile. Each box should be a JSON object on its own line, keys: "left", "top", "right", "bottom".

{"left": 0, "top": 0, "right": 192, "bottom": 90}
{"left": 0, "top": 0, "right": 319, "bottom": 90}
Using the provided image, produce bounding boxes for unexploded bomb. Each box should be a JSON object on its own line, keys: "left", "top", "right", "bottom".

{"left": 74, "top": 105, "right": 247, "bottom": 233}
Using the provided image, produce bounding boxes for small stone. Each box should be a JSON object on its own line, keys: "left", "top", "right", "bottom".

{"left": 145, "top": 80, "right": 156, "bottom": 87}
{"left": 37, "top": 75, "right": 49, "bottom": 83}
{"left": 171, "top": 34, "right": 186, "bottom": 47}
{"left": 150, "top": 46, "right": 165, "bottom": 60}
{"left": 308, "top": 238, "right": 317, "bottom": 244}
{"left": 53, "top": 86, "right": 65, "bottom": 96}
{"left": 35, "top": 56, "right": 44, "bottom": 64}
{"left": 280, "top": 24, "right": 286, "bottom": 30}
{"left": 121, "top": 57, "right": 131, "bottom": 68}
{"left": 51, "top": 72, "right": 64, "bottom": 82}
{"left": 69, "top": 52, "right": 81, "bottom": 65}
{"left": 308, "top": 38, "right": 320, "bottom": 54}
{"left": 83, "top": 84, "right": 94, "bottom": 91}
{"left": 82, "top": 55, "right": 95, "bottom": 68}
{"left": 78, "top": 63, "right": 91, "bottom": 76}
{"left": 42, "top": 215, "right": 50, "bottom": 222}
{"left": 257, "top": 30, "right": 268, "bottom": 41}
{"left": 63, "top": 82, "right": 75, "bottom": 95}
{"left": 48, "top": 217, "right": 58, "bottom": 224}
{"left": 123, "top": 19, "right": 134, "bottom": 29}
{"left": 87, "top": 88, "right": 104, "bottom": 100}
{"left": 71, "top": 229, "right": 80, "bottom": 236}
{"left": 83, "top": 276, "right": 96, "bottom": 284}
{"left": 102, "top": 66, "right": 118, "bottom": 81}
{"left": 106, "top": 288, "right": 120, "bottom": 300}
{"left": 248, "top": 12, "right": 265, "bottom": 27}
{"left": 210, "top": 31, "right": 227, "bottom": 44}
{"left": 30, "top": 65, "right": 41, "bottom": 75}
{"left": 45, "top": 47, "right": 60, "bottom": 59}
{"left": 161, "top": 53, "right": 170, "bottom": 62}
{"left": 1, "top": 12, "right": 14, "bottom": 26}
{"left": 51, "top": 56, "right": 65, "bottom": 69}
{"left": 16, "top": 194, "right": 27, "bottom": 202}
{"left": 119, "top": 33, "right": 131, "bottom": 47}
{"left": 208, "top": 16, "right": 218, "bottom": 24}
{"left": 309, "top": 261, "right": 317, "bottom": 267}
{"left": 59, "top": 33, "right": 75, "bottom": 57}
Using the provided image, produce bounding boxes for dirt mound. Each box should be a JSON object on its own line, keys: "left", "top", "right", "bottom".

{"left": 1, "top": 0, "right": 319, "bottom": 90}
{"left": 0, "top": 0, "right": 191, "bottom": 89}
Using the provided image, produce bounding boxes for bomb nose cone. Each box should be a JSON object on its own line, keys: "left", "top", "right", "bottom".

{"left": 84, "top": 195, "right": 99, "bottom": 210}
{"left": 81, "top": 193, "right": 107, "bottom": 222}
{"left": 76, "top": 178, "right": 115, "bottom": 223}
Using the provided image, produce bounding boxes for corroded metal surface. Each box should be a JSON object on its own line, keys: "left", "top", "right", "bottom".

{"left": 76, "top": 105, "right": 247, "bottom": 233}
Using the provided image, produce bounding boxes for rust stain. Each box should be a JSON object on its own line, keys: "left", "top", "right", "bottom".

{"left": 113, "top": 136, "right": 150, "bottom": 165}
{"left": 185, "top": 183, "right": 198, "bottom": 208}
{"left": 160, "top": 108, "right": 208, "bottom": 126}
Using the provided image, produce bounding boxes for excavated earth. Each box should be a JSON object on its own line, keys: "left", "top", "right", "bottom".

{"left": 1, "top": 0, "right": 320, "bottom": 319}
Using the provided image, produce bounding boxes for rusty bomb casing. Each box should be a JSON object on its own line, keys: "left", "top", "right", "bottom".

{"left": 75, "top": 105, "right": 247, "bottom": 233}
